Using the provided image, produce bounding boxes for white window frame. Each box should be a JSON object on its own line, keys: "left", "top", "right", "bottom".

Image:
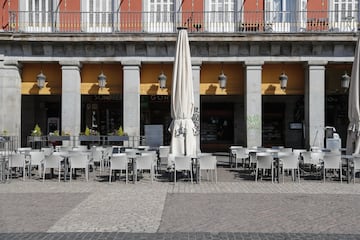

{"left": 265, "top": 0, "right": 298, "bottom": 32}
{"left": 82, "top": 0, "right": 113, "bottom": 33}
{"left": 20, "top": 0, "right": 55, "bottom": 32}
{"left": 329, "top": 0, "right": 358, "bottom": 31}
{"left": 205, "top": 0, "right": 235, "bottom": 32}
{"left": 143, "top": 0, "right": 174, "bottom": 33}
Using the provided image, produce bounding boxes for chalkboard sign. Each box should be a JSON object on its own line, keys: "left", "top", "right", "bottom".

{"left": 144, "top": 125, "right": 163, "bottom": 148}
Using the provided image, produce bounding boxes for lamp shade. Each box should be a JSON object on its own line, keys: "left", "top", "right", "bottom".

{"left": 98, "top": 72, "right": 107, "bottom": 89}
{"left": 36, "top": 71, "right": 46, "bottom": 89}
{"left": 158, "top": 72, "right": 167, "bottom": 89}
{"left": 218, "top": 71, "right": 227, "bottom": 89}
{"left": 279, "top": 72, "right": 288, "bottom": 90}
{"left": 341, "top": 72, "right": 350, "bottom": 89}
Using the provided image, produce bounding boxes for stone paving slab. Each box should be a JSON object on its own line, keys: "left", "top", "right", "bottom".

{"left": 0, "top": 232, "right": 360, "bottom": 240}
{"left": 0, "top": 192, "right": 90, "bottom": 233}
{"left": 159, "top": 193, "right": 360, "bottom": 234}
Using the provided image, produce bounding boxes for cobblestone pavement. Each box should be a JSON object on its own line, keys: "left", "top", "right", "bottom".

{"left": 1, "top": 165, "right": 360, "bottom": 240}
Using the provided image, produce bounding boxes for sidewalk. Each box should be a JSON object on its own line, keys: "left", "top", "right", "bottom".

{"left": 1, "top": 163, "right": 360, "bottom": 240}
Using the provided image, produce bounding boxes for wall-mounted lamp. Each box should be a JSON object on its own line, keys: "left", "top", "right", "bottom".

{"left": 341, "top": 71, "right": 350, "bottom": 89}
{"left": 218, "top": 63, "right": 227, "bottom": 89}
{"left": 279, "top": 72, "right": 288, "bottom": 90}
{"left": 158, "top": 63, "right": 167, "bottom": 89}
{"left": 98, "top": 63, "right": 107, "bottom": 89}
{"left": 158, "top": 71, "right": 167, "bottom": 89}
{"left": 36, "top": 64, "right": 46, "bottom": 89}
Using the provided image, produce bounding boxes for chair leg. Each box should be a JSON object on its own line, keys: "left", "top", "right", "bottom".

{"left": 70, "top": 168, "right": 72, "bottom": 182}
{"left": 109, "top": 168, "right": 112, "bottom": 183}
{"left": 340, "top": 167, "right": 342, "bottom": 183}
{"left": 354, "top": 169, "right": 356, "bottom": 184}
{"left": 323, "top": 167, "right": 326, "bottom": 183}
{"left": 125, "top": 168, "right": 128, "bottom": 184}
{"left": 43, "top": 167, "right": 46, "bottom": 182}
{"left": 174, "top": 170, "right": 176, "bottom": 184}
{"left": 58, "top": 166, "right": 61, "bottom": 182}
{"left": 190, "top": 170, "right": 193, "bottom": 184}
{"left": 255, "top": 168, "right": 258, "bottom": 182}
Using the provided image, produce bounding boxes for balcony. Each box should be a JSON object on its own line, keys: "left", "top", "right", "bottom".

{"left": 5, "top": 10, "right": 359, "bottom": 34}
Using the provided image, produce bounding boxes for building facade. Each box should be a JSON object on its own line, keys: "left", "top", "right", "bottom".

{"left": 0, "top": 0, "right": 358, "bottom": 151}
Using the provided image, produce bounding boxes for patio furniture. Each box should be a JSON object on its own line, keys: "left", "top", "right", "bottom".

{"left": 29, "top": 151, "right": 45, "bottom": 178}
{"left": 280, "top": 153, "right": 300, "bottom": 183}
{"left": 136, "top": 154, "right": 155, "bottom": 183}
{"left": 174, "top": 156, "right": 193, "bottom": 183}
{"left": 255, "top": 152, "right": 274, "bottom": 183}
{"left": 234, "top": 147, "right": 249, "bottom": 168}
{"left": 198, "top": 155, "right": 217, "bottom": 183}
{"left": 9, "top": 153, "right": 26, "bottom": 180}
{"left": 353, "top": 155, "right": 360, "bottom": 183}
{"left": 69, "top": 154, "right": 90, "bottom": 182}
{"left": 109, "top": 153, "right": 128, "bottom": 183}
{"left": 158, "top": 146, "right": 170, "bottom": 172}
{"left": 42, "top": 154, "right": 63, "bottom": 182}
{"left": 323, "top": 153, "right": 342, "bottom": 183}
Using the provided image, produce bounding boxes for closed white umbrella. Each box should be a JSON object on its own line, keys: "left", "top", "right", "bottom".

{"left": 169, "top": 28, "right": 197, "bottom": 156}
{"left": 346, "top": 38, "right": 360, "bottom": 154}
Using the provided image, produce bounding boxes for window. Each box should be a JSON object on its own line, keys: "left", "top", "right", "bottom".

{"left": 205, "top": 0, "right": 235, "bottom": 32}
{"left": 20, "top": 0, "right": 55, "bottom": 32}
{"left": 265, "top": 0, "right": 303, "bottom": 32}
{"left": 330, "top": 0, "right": 358, "bottom": 31}
{"left": 143, "top": 0, "right": 174, "bottom": 32}
{"left": 82, "top": 0, "right": 113, "bottom": 32}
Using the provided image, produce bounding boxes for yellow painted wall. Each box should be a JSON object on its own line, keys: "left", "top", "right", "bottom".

{"left": 141, "top": 64, "right": 173, "bottom": 95}
{"left": 326, "top": 64, "right": 352, "bottom": 94}
{"left": 81, "top": 63, "right": 122, "bottom": 95}
{"left": 262, "top": 64, "right": 304, "bottom": 95}
{"left": 22, "top": 63, "right": 62, "bottom": 95}
{"left": 200, "top": 63, "right": 244, "bottom": 95}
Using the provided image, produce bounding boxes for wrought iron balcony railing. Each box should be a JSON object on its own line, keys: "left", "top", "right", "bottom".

{"left": 6, "top": 10, "right": 359, "bottom": 34}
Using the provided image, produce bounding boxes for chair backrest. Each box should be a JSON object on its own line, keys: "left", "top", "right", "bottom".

{"left": 125, "top": 150, "right": 138, "bottom": 159}
{"left": 29, "top": 151, "right": 45, "bottom": 165}
{"left": 69, "top": 154, "right": 89, "bottom": 169}
{"left": 323, "top": 153, "right": 341, "bottom": 169}
{"left": 136, "top": 155, "right": 153, "bottom": 170}
{"left": 302, "top": 151, "right": 312, "bottom": 164}
{"left": 110, "top": 153, "right": 128, "bottom": 170}
{"left": 256, "top": 154, "right": 273, "bottom": 169}
{"left": 41, "top": 147, "right": 53, "bottom": 157}
{"left": 230, "top": 146, "right": 243, "bottom": 155}
{"left": 235, "top": 148, "right": 248, "bottom": 158}
{"left": 280, "top": 153, "right": 299, "bottom": 169}
{"left": 9, "top": 153, "right": 26, "bottom": 167}
{"left": 17, "top": 147, "right": 32, "bottom": 154}
{"left": 92, "top": 149, "right": 103, "bottom": 162}
{"left": 138, "top": 145, "right": 150, "bottom": 151}
{"left": 174, "top": 156, "right": 192, "bottom": 171}
{"left": 44, "top": 154, "right": 63, "bottom": 168}
{"left": 311, "top": 151, "right": 324, "bottom": 165}
{"left": 198, "top": 155, "right": 217, "bottom": 170}
{"left": 353, "top": 155, "right": 360, "bottom": 170}
{"left": 159, "top": 146, "right": 170, "bottom": 158}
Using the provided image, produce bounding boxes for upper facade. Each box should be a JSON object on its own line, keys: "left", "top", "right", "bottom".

{"left": 0, "top": 0, "right": 358, "bottom": 34}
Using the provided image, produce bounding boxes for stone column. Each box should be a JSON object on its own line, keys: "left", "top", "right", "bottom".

{"left": 122, "top": 60, "right": 141, "bottom": 147}
{"left": 305, "top": 61, "right": 327, "bottom": 149}
{"left": 192, "top": 60, "right": 201, "bottom": 152}
{"left": 0, "top": 58, "right": 21, "bottom": 144}
{"left": 245, "top": 61, "right": 263, "bottom": 148}
{"left": 60, "top": 61, "right": 81, "bottom": 141}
